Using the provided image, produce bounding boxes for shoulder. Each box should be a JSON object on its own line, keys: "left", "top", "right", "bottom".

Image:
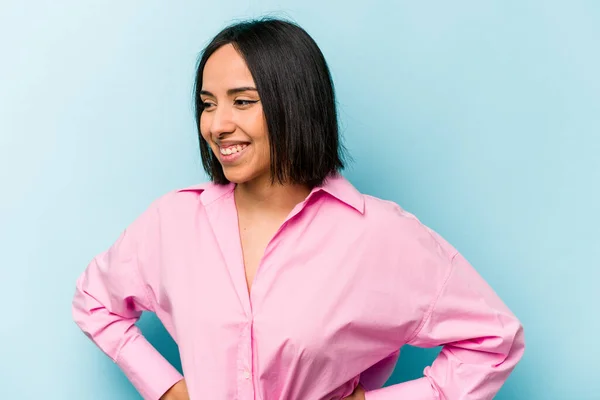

{"left": 151, "top": 181, "right": 225, "bottom": 208}
{"left": 134, "top": 181, "right": 226, "bottom": 223}
{"left": 361, "top": 193, "right": 458, "bottom": 262}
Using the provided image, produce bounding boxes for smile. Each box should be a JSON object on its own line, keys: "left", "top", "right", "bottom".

{"left": 219, "top": 143, "right": 248, "bottom": 155}
{"left": 217, "top": 143, "right": 250, "bottom": 164}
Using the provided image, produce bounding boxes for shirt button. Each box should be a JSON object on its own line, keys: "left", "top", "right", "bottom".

{"left": 243, "top": 370, "right": 251, "bottom": 380}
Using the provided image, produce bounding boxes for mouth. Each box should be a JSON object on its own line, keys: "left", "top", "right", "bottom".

{"left": 217, "top": 143, "right": 249, "bottom": 163}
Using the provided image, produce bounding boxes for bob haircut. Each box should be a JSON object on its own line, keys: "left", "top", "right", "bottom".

{"left": 193, "top": 17, "right": 346, "bottom": 187}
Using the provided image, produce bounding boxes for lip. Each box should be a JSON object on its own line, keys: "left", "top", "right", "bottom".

{"left": 217, "top": 140, "right": 251, "bottom": 148}
{"left": 216, "top": 142, "right": 249, "bottom": 164}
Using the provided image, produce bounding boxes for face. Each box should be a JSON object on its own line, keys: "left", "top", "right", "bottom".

{"left": 200, "top": 44, "right": 271, "bottom": 185}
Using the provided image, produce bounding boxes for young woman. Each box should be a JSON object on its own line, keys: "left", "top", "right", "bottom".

{"left": 72, "top": 18, "right": 524, "bottom": 400}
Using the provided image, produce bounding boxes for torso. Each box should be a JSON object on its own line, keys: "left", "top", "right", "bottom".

{"left": 147, "top": 180, "right": 449, "bottom": 399}
{"left": 237, "top": 209, "right": 287, "bottom": 294}
{"left": 233, "top": 182, "right": 312, "bottom": 293}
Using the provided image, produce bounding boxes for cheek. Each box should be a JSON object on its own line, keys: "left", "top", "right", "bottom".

{"left": 257, "top": 121, "right": 270, "bottom": 160}
{"left": 199, "top": 114, "right": 211, "bottom": 141}
{"left": 251, "top": 115, "right": 269, "bottom": 146}
{"left": 250, "top": 125, "right": 269, "bottom": 156}
{"left": 255, "top": 139, "right": 271, "bottom": 169}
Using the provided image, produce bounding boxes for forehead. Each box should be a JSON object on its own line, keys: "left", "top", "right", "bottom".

{"left": 202, "top": 44, "right": 255, "bottom": 89}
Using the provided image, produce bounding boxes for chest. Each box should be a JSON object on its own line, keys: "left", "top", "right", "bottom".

{"left": 237, "top": 212, "right": 286, "bottom": 292}
{"left": 156, "top": 206, "right": 426, "bottom": 396}
{"left": 164, "top": 224, "right": 410, "bottom": 399}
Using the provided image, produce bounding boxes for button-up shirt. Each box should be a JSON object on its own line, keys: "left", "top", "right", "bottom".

{"left": 72, "top": 175, "right": 524, "bottom": 399}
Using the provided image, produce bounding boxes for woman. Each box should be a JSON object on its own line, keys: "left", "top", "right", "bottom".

{"left": 72, "top": 18, "right": 524, "bottom": 400}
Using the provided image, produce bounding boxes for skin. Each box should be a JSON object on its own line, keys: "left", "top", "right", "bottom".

{"left": 160, "top": 44, "right": 365, "bottom": 400}
{"left": 200, "top": 43, "right": 312, "bottom": 293}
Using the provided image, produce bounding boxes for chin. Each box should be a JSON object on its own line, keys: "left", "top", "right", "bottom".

{"left": 222, "top": 167, "right": 268, "bottom": 186}
{"left": 222, "top": 169, "right": 252, "bottom": 184}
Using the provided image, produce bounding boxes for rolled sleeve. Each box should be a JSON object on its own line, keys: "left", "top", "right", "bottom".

{"left": 366, "top": 250, "right": 525, "bottom": 399}
{"left": 72, "top": 199, "right": 181, "bottom": 399}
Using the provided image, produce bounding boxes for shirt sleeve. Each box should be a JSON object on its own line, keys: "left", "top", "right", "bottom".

{"left": 365, "top": 251, "right": 525, "bottom": 400}
{"left": 71, "top": 200, "right": 183, "bottom": 400}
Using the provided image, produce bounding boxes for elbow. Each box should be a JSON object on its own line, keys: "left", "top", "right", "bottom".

{"left": 473, "top": 312, "right": 526, "bottom": 371}
{"left": 506, "top": 317, "right": 525, "bottom": 367}
{"left": 490, "top": 313, "right": 525, "bottom": 373}
{"left": 71, "top": 271, "right": 105, "bottom": 338}
{"left": 71, "top": 274, "right": 92, "bottom": 334}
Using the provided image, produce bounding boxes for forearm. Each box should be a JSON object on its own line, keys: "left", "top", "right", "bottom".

{"left": 72, "top": 261, "right": 183, "bottom": 399}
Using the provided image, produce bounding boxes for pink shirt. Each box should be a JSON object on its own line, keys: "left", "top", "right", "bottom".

{"left": 72, "top": 175, "right": 524, "bottom": 400}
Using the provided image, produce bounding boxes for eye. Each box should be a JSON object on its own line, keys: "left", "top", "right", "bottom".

{"left": 202, "top": 101, "right": 216, "bottom": 111}
{"left": 234, "top": 99, "right": 259, "bottom": 107}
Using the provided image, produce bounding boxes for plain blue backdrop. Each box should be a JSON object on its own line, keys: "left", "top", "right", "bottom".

{"left": 1, "top": 1, "right": 598, "bottom": 399}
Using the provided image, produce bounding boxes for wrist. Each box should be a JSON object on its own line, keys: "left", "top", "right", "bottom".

{"left": 160, "top": 379, "right": 185, "bottom": 400}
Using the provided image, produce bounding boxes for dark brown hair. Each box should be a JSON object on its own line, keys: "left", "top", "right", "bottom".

{"left": 193, "top": 17, "right": 347, "bottom": 187}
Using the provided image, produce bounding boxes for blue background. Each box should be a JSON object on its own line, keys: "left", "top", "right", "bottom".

{"left": 1, "top": 1, "right": 598, "bottom": 399}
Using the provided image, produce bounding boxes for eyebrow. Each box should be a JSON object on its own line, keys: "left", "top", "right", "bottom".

{"left": 200, "top": 87, "right": 258, "bottom": 97}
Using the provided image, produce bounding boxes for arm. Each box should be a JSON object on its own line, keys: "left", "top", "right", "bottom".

{"left": 366, "top": 252, "right": 525, "bottom": 400}
{"left": 71, "top": 201, "right": 184, "bottom": 400}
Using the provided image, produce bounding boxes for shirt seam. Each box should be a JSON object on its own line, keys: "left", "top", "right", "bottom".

{"left": 114, "top": 206, "right": 157, "bottom": 363}
{"left": 137, "top": 205, "right": 158, "bottom": 312}
{"left": 204, "top": 188, "right": 235, "bottom": 206}
{"left": 406, "top": 250, "right": 459, "bottom": 343}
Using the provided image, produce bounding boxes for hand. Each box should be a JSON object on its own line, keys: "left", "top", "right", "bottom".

{"left": 343, "top": 383, "right": 366, "bottom": 400}
{"left": 160, "top": 379, "right": 189, "bottom": 400}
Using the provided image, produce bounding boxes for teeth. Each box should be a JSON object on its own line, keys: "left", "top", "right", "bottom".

{"left": 220, "top": 144, "right": 247, "bottom": 155}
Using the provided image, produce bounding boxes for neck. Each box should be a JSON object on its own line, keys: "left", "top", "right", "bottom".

{"left": 234, "top": 175, "right": 311, "bottom": 215}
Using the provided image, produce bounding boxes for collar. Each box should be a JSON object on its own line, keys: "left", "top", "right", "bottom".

{"left": 177, "top": 181, "right": 234, "bottom": 206}
{"left": 177, "top": 173, "right": 364, "bottom": 214}
{"left": 309, "top": 173, "right": 365, "bottom": 214}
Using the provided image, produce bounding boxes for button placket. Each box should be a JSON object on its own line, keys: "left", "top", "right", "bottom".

{"left": 237, "top": 322, "right": 254, "bottom": 398}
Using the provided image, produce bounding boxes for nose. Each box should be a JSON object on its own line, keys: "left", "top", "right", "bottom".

{"left": 209, "top": 104, "right": 236, "bottom": 138}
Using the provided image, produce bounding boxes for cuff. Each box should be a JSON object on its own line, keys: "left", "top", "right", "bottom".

{"left": 116, "top": 334, "right": 184, "bottom": 400}
{"left": 365, "top": 377, "right": 436, "bottom": 400}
